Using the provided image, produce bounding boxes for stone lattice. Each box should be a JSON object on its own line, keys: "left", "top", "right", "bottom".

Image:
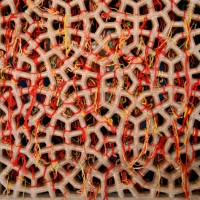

{"left": 0, "top": 0, "right": 200, "bottom": 199}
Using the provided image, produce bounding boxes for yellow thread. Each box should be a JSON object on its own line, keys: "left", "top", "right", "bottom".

{"left": 142, "top": 97, "right": 147, "bottom": 105}
{"left": 157, "top": 70, "right": 164, "bottom": 78}
{"left": 128, "top": 117, "right": 150, "bottom": 166}
{"left": 152, "top": 116, "right": 158, "bottom": 134}
{"left": 137, "top": 36, "right": 145, "bottom": 54}
{"left": 27, "top": 0, "right": 35, "bottom": 8}
{"left": 184, "top": 113, "right": 190, "bottom": 146}
{"left": 46, "top": 8, "right": 59, "bottom": 14}
{"left": 107, "top": 118, "right": 113, "bottom": 125}
{"left": 23, "top": 21, "right": 29, "bottom": 32}
{"left": 39, "top": 19, "right": 45, "bottom": 29}
{"left": 17, "top": 176, "right": 27, "bottom": 199}
{"left": 184, "top": 3, "right": 193, "bottom": 49}
{"left": 0, "top": 69, "right": 4, "bottom": 80}
{"left": 86, "top": 125, "right": 90, "bottom": 134}
{"left": 51, "top": 162, "right": 60, "bottom": 179}
{"left": 196, "top": 180, "right": 200, "bottom": 186}
{"left": 149, "top": 52, "right": 155, "bottom": 68}
{"left": 4, "top": 175, "right": 12, "bottom": 195}
{"left": 184, "top": 19, "right": 190, "bottom": 49}
{"left": 11, "top": 37, "right": 20, "bottom": 56}
{"left": 79, "top": 163, "right": 87, "bottom": 197}
{"left": 81, "top": 110, "right": 86, "bottom": 117}
{"left": 56, "top": 98, "right": 60, "bottom": 107}
{"left": 121, "top": 108, "right": 130, "bottom": 122}
{"left": 157, "top": 165, "right": 161, "bottom": 196}
{"left": 34, "top": 143, "right": 41, "bottom": 164}
{"left": 64, "top": 14, "right": 71, "bottom": 52}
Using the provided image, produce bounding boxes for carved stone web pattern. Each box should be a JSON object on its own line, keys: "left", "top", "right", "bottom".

{"left": 0, "top": 0, "right": 200, "bottom": 199}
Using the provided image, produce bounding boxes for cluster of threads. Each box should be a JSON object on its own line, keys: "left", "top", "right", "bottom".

{"left": 0, "top": 0, "right": 200, "bottom": 199}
